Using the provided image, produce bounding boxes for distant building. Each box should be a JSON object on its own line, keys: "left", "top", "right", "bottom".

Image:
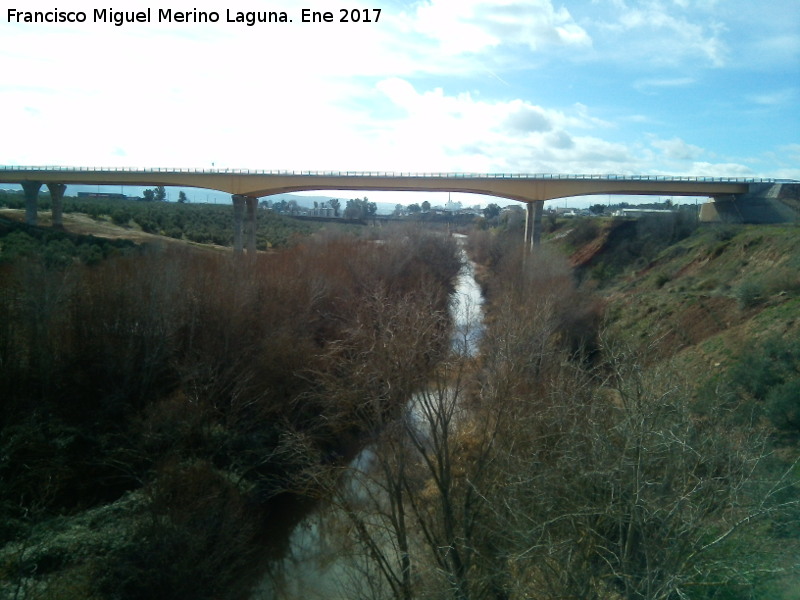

{"left": 313, "top": 204, "right": 335, "bottom": 217}
{"left": 77, "top": 192, "right": 128, "bottom": 200}
{"left": 612, "top": 208, "right": 674, "bottom": 218}
{"left": 555, "top": 207, "right": 579, "bottom": 217}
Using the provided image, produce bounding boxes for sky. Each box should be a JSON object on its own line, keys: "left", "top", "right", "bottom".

{"left": 1, "top": 0, "right": 798, "bottom": 207}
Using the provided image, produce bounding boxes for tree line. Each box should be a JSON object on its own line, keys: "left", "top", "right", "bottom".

{"left": 0, "top": 229, "right": 463, "bottom": 599}
{"left": 263, "top": 229, "right": 799, "bottom": 599}
{"left": 0, "top": 190, "right": 316, "bottom": 248}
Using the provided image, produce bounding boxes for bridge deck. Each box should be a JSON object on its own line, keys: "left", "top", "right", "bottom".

{"left": 0, "top": 166, "right": 764, "bottom": 202}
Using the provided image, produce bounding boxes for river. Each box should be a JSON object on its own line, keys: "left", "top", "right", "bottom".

{"left": 253, "top": 236, "right": 484, "bottom": 599}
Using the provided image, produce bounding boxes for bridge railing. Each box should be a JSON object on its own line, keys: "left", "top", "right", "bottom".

{"left": 0, "top": 165, "right": 778, "bottom": 184}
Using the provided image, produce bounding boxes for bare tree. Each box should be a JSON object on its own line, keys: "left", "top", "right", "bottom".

{"left": 488, "top": 335, "right": 800, "bottom": 600}
{"left": 275, "top": 234, "right": 798, "bottom": 600}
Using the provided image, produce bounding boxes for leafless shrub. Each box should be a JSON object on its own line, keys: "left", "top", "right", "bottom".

{"left": 321, "top": 243, "right": 795, "bottom": 600}
{"left": 1, "top": 232, "right": 463, "bottom": 597}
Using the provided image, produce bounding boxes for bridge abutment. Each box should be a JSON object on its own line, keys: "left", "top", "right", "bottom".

{"left": 21, "top": 181, "right": 42, "bottom": 226}
{"left": 47, "top": 183, "right": 66, "bottom": 229}
{"left": 700, "top": 184, "right": 800, "bottom": 224}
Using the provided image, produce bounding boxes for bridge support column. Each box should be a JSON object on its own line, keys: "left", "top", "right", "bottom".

{"left": 232, "top": 194, "right": 246, "bottom": 255}
{"left": 523, "top": 201, "right": 544, "bottom": 251}
{"left": 47, "top": 183, "right": 66, "bottom": 229}
{"left": 22, "top": 181, "right": 42, "bottom": 226}
{"left": 524, "top": 202, "right": 533, "bottom": 250}
{"left": 244, "top": 196, "right": 258, "bottom": 255}
{"left": 532, "top": 201, "right": 543, "bottom": 247}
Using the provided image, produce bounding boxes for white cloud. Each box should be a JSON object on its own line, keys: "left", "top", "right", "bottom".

{"left": 622, "top": 114, "right": 655, "bottom": 124}
{"left": 1, "top": 0, "right": 796, "bottom": 186}
{"left": 408, "top": 0, "right": 591, "bottom": 54}
{"left": 687, "top": 161, "right": 754, "bottom": 177}
{"left": 367, "top": 79, "right": 638, "bottom": 174}
{"left": 780, "top": 144, "right": 800, "bottom": 162}
{"left": 750, "top": 34, "right": 800, "bottom": 65}
{"left": 546, "top": 130, "right": 575, "bottom": 149}
{"left": 592, "top": 0, "right": 728, "bottom": 66}
{"left": 503, "top": 105, "right": 554, "bottom": 134}
{"left": 747, "top": 89, "right": 797, "bottom": 107}
{"left": 634, "top": 77, "right": 696, "bottom": 93}
{"left": 652, "top": 137, "right": 705, "bottom": 161}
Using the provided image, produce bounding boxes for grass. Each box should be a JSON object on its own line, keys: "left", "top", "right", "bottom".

{"left": 552, "top": 222, "right": 799, "bottom": 401}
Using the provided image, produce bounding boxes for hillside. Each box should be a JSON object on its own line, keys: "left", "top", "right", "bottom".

{"left": 463, "top": 218, "right": 799, "bottom": 600}
{"left": 558, "top": 217, "right": 800, "bottom": 442}
{"left": 1, "top": 206, "right": 798, "bottom": 599}
{"left": 0, "top": 192, "right": 321, "bottom": 251}
{"left": 601, "top": 223, "right": 800, "bottom": 355}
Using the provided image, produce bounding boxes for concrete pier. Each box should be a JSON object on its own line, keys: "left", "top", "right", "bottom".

{"left": 523, "top": 201, "right": 544, "bottom": 251}
{"left": 532, "top": 201, "right": 543, "bottom": 248}
{"left": 21, "top": 181, "right": 42, "bottom": 226}
{"left": 47, "top": 183, "right": 66, "bottom": 229}
{"left": 232, "top": 194, "right": 246, "bottom": 254}
{"left": 245, "top": 196, "right": 258, "bottom": 255}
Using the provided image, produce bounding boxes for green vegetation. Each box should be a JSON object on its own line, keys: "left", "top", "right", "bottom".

{"left": 565, "top": 216, "right": 601, "bottom": 247}
{"left": 566, "top": 211, "right": 700, "bottom": 283}
{"left": 0, "top": 201, "right": 797, "bottom": 599}
{"left": 0, "top": 191, "right": 317, "bottom": 249}
{"left": 712, "top": 335, "right": 800, "bottom": 437}
{"left": 0, "top": 217, "right": 137, "bottom": 266}
{"left": 343, "top": 196, "right": 377, "bottom": 219}
{"left": 0, "top": 225, "right": 461, "bottom": 599}
{"left": 284, "top": 227, "right": 798, "bottom": 600}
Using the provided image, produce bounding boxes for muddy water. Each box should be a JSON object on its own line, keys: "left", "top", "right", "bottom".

{"left": 253, "top": 237, "right": 484, "bottom": 599}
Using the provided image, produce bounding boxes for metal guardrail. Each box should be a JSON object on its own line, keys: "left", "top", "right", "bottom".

{"left": 0, "top": 165, "right": 777, "bottom": 184}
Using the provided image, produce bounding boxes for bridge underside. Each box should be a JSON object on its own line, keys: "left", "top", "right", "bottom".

{"left": 0, "top": 169, "right": 751, "bottom": 202}
{"left": 0, "top": 168, "right": 764, "bottom": 252}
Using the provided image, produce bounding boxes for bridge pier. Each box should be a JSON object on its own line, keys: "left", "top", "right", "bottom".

{"left": 232, "top": 194, "right": 258, "bottom": 255}
{"left": 47, "top": 183, "right": 66, "bottom": 229}
{"left": 21, "top": 181, "right": 42, "bottom": 226}
{"left": 245, "top": 196, "right": 258, "bottom": 255}
{"left": 232, "top": 194, "right": 246, "bottom": 254}
{"left": 523, "top": 201, "right": 543, "bottom": 251}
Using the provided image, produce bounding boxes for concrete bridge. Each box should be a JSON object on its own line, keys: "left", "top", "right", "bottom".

{"left": 0, "top": 166, "right": 773, "bottom": 253}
